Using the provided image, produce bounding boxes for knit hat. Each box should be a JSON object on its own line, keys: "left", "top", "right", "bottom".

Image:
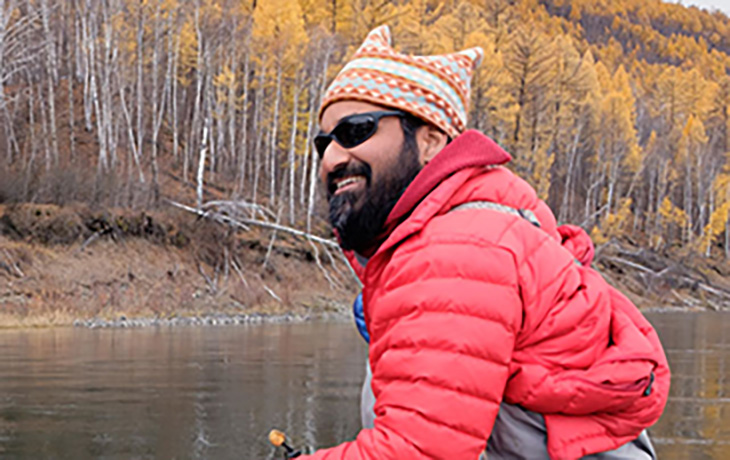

{"left": 319, "top": 25, "right": 484, "bottom": 139}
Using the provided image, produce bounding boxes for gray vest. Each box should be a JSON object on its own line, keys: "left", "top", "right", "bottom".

{"left": 361, "top": 362, "right": 656, "bottom": 459}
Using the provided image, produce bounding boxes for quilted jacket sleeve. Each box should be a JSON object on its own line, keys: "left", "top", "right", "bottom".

{"left": 301, "top": 236, "right": 523, "bottom": 460}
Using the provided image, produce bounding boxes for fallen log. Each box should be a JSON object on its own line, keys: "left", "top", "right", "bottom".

{"left": 168, "top": 199, "right": 362, "bottom": 289}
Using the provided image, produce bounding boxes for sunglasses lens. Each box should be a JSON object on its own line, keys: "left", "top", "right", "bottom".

{"left": 335, "top": 115, "right": 377, "bottom": 148}
{"left": 314, "top": 135, "right": 331, "bottom": 158}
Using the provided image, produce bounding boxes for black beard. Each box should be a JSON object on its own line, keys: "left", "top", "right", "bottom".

{"left": 327, "top": 143, "right": 422, "bottom": 254}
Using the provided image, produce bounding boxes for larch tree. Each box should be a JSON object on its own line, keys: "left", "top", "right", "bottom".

{"left": 503, "top": 26, "right": 556, "bottom": 195}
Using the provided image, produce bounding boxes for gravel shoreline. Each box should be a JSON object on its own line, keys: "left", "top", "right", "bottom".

{"left": 73, "top": 310, "right": 351, "bottom": 329}
{"left": 71, "top": 306, "right": 709, "bottom": 329}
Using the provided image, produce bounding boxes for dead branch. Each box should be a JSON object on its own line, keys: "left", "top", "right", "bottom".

{"left": 230, "top": 256, "right": 249, "bottom": 288}
{"left": 2, "top": 249, "right": 24, "bottom": 277}
{"left": 306, "top": 238, "right": 345, "bottom": 291}
{"left": 263, "top": 207, "right": 282, "bottom": 269}
{"left": 606, "top": 256, "right": 654, "bottom": 274}
{"left": 168, "top": 200, "right": 251, "bottom": 231}
{"left": 670, "top": 289, "right": 699, "bottom": 307}
{"left": 169, "top": 200, "right": 360, "bottom": 288}
{"left": 607, "top": 256, "right": 730, "bottom": 304}
{"left": 76, "top": 229, "right": 106, "bottom": 253}
{"left": 235, "top": 216, "right": 338, "bottom": 248}
{"left": 705, "top": 299, "right": 722, "bottom": 311}
{"left": 320, "top": 241, "right": 352, "bottom": 289}
{"left": 688, "top": 279, "right": 730, "bottom": 300}
{"left": 223, "top": 248, "right": 230, "bottom": 284}
{"left": 202, "top": 200, "right": 276, "bottom": 221}
{"left": 262, "top": 283, "right": 282, "bottom": 303}
{"left": 197, "top": 262, "right": 217, "bottom": 294}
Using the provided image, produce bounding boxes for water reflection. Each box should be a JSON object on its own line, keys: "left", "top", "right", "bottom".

{"left": 0, "top": 313, "right": 727, "bottom": 459}
{"left": 646, "top": 312, "right": 730, "bottom": 459}
{"left": 0, "top": 323, "right": 366, "bottom": 460}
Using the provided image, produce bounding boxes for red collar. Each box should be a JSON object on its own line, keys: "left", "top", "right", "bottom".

{"left": 358, "top": 130, "right": 511, "bottom": 257}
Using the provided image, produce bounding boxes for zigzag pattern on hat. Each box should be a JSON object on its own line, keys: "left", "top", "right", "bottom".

{"left": 320, "top": 25, "right": 483, "bottom": 138}
{"left": 326, "top": 71, "right": 460, "bottom": 135}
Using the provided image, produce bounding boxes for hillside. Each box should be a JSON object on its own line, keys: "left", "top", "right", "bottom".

{"left": 2, "top": 0, "right": 730, "bottom": 325}
{"left": 0, "top": 203, "right": 355, "bottom": 327}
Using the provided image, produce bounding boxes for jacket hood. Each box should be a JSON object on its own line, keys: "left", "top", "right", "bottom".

{"left": 386, "top": 130, "right": 512, "bottom": 226}
{"left": 558, "top": 224, "right": 595, "bottom": 266}
{"left": 352, "top": 130, "right": 513, "bottom": 259}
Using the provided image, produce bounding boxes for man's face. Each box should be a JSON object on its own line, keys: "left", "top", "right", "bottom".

{"left": 318, "top": 101, "right": 422, "bottom": 253}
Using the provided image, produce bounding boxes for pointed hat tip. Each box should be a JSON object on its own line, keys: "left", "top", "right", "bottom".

{"left": 462, "top": 46, "right": 485, "bottom": 69}
{"left": 367, "top": 25, "right": 392, "bottom": 47}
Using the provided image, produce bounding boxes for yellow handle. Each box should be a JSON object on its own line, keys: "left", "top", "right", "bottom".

{"left": 269, "top": 429, "right": 286, "bottom": 447}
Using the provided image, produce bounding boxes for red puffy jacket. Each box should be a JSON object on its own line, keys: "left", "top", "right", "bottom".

{"left": 303, "top": 130, "right": 670, "bottom": 460}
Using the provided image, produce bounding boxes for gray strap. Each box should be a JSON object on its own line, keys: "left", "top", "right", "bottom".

{"left": 450, "top": 201, "right": 584, "bottom": 266}
{"left": 450, "top": 201, "right": 541, "bottom": 228}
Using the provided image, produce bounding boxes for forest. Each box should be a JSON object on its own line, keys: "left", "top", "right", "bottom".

{"left": 1, "top": 0, "right": 730, "bottom": 261}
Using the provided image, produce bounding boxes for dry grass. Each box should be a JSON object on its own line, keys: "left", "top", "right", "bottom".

{"left": 0, "top": 205, "right": 356, "bottom": 328}
{"left": 0, "top": 310, "right": 77, "bottom": 329}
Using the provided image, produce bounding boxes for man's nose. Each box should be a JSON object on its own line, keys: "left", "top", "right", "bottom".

{"left": 320, "top": 141, "right": 352, "bottom": 176}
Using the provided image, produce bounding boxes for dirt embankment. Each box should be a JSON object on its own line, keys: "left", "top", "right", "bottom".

{"left": 0, "top": 203, "right": 356, "bottom": 328}
{"left": 1, "top": 202, "right": 729, "bottom": 329}
{"left": 592, "top": 240, "right": 730, "bottom": 312}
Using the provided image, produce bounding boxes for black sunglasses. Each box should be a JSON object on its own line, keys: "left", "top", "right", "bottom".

{"left": 314, "top": 110, "right": 405, "bottom": 159}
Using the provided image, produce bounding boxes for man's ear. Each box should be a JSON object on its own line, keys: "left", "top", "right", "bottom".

{"left": 416, "top": 124, "right": 449, "bottom": 165}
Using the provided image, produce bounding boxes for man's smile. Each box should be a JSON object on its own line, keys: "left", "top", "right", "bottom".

{"left": 333, "top": 175, "right": 367, "bottom": 195}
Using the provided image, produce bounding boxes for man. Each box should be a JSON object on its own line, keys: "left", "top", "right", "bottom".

{"left": 302, "top": 25, "right": 669, "bottom": 459}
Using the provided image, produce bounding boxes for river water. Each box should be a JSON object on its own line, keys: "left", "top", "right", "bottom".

{"left": 0, "top": 312, "right": 727, "bottom": 459}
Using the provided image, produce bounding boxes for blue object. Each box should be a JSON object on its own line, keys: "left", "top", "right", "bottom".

{"left": 353, "top": 293, "right": 370, "bottom": 343}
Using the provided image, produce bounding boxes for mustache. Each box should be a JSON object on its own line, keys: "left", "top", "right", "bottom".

{"left": 326, "top": 161, "right": 372, "bottom": 197}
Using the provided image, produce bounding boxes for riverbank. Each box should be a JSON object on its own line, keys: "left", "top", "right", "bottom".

{"left": 72, "top": 310, "right": 351, "bottom": 329}
{"left": 2, "top": 202, "right": 730, "bottom": 329}
{"left": 0, "top": 203, "right": 356, "bottom": 328}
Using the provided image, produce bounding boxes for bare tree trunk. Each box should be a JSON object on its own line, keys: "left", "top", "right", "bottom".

{"left": 558, "top": 122, "right": 582, "bottom": 223}
{"left": 647, "top": 161, "right": 656, "bottom": 233}
{"left": 136, "top": 0, "right": 145, "bottom": 182}
{"left": 38, "top": 82, "right": 51, "bottom": 172}
{"left": 100, "top": 0, "right": 117, "bottom": 169}
{"left": 206, "top": 57, "right": 218, "bottom": 178}
{"left": 307, "top": 42, "right": 331, "bottom": 232}
{"left": 74, "top": 2, "right": 84, "bottom": 80}
{"left": 227, "top": 51, "right": 237, "bottom": 177}
{"left": 80, "top": 0, "right": 93, "bottom": 132}
{"left": 87, "top": 9, "right": 108, "bottom": 174}
{"left": 23, "top": 77, "right": 38, "bottom": 172}
{"left": 705, "top": 184, "right": 715, "bottom": 257}
{"left": 203, "top": 56, "right": 217, "bottom": 179}
{"left": 197, "top": 123, "right": 209, "bottom": 209}
{"left": 118, "top": 74, "right": 145, "bottom": 182}
{"left": 0, "top": 91, "right": 20, "bottom": 165}
{"left": 252, "top": 61, "right": 265, "bottom": 207}
{"left": 172, "top": 19, "right": 180, "bottom": 163}
{"left": 237, "top": 49, "right": 249, "bottom": 195}
{"left": 300, "top": 57, "right": 319, "bottom": 206}
{"left": 269, "top": 61, "right": 282, "bottom": 205}
{"left": 0, "top": 0, "right": 31, "bottom": 163}
{"left": 40, "top": 0, "right": 58, "bottom": 165}
{"left": 185, "top": 0, "right": 204, "bottom": 184}
{"left": 67, "top": 70, "right": 76, "bottom": 162}
{"left": 149, "top": 0, "right": 165, "bottom": 205}
{"left": 683, "top": 151, "right": 693, "bottom": 243}
{"left": 653, "top": 159, "right": 669, "bottom": 245}
{"left": 606, "top": 159, "right": 619, "bottom": 218}
{"left": 288, "top": 70, "right": 301, "bottom": 224}
{"left": 725, "top": 217, "right": 730, "bottom": 259}
{"left": 24, "top": 79, "right": 37, "bottom": 193}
